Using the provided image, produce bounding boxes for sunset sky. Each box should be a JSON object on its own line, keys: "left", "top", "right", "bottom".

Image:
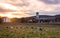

{"left": 0, "top": 0, "right": 60, "bottom": 18}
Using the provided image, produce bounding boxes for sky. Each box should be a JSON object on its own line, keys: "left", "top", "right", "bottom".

{"left": 0, "top": 0, "right": 60, "bottom": 18}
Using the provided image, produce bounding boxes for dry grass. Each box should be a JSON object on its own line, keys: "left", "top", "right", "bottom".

{"left": 0, "top": 23, "right": 60, "bottom": 38}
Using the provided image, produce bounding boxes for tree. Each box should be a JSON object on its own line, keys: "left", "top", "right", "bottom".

{"left": 0, "top": 16, "right": 2, "bottom": 23}
{"left": 20, "top": 18, "right": 25, "bottom": 23}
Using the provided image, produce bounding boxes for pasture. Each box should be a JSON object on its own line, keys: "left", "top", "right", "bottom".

{"left": 0, "top": 23, "right": 60, "bottom": 38}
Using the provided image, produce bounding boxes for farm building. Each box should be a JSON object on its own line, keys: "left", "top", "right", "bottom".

{"left": 0, "top": 12, "right": 60, "bottom": 24}
{"left": 2, "top": 17, "right": 11, "bottom": 22}
{"left": 22, "top": 12, "right": 60, "bottom": 23}
{"left": 23, "top": 15, "right": 56, "bottom": 23}
{"left": 55, "top": 15, "right": 60, "bottom": 22}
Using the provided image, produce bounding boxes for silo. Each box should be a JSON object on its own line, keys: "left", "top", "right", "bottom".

{"left": 36, "top": 12, "right": 40, "bottom": 23}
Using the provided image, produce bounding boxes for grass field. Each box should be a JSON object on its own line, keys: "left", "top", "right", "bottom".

{"left": 0, "top": 23, "right": 60, "bottom": 38}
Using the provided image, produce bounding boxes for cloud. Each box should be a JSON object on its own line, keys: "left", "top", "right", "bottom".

{"left": 0, "top": 9, "right": 4, "bottom": 12}
{"left": 40, "top": 11, "right": 60, "bottom": 15}
{"left": 0, "top": 7, "right": 18, "bottom": 15}
{"left": 0, "top": 0, "right": 60, "bottom": 18}
{"left": 40, "top": 0, "right": 60, "bottom": 4}
{"left": 0, "top": 2, "right": 21, "bottom": 11}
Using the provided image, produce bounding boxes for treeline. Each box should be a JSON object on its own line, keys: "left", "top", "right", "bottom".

{"left": 11, "top": 17, "right": 38, "bottom": 23}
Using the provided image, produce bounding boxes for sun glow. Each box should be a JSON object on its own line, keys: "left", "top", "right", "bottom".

{"left": 6, "top": 13, "right": 13, "bottom": 18}
{"left": 0, "top": 13, "right": 13, "bottom": 18}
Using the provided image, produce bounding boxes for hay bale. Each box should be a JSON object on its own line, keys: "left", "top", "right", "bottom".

{"left": 10, "top": 26, "right": 14, "bottom": 29}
